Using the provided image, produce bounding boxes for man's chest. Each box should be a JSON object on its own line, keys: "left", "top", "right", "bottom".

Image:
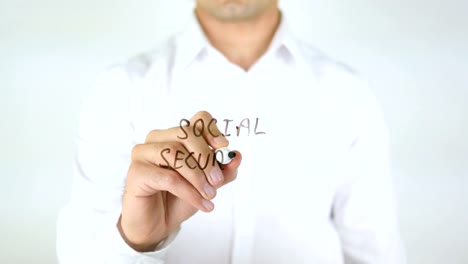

{"left": 129, "top": 70, "right": 356, "bottom": 263}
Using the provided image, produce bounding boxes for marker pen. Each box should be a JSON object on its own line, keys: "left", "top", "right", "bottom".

{"left": 215, "top": 147, "right": 236, "bottom": 165}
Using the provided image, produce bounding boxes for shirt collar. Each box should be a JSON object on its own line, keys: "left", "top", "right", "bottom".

{"left": 268, "top": 12, "right": 300, "bottom": 64}
{"left": 174, "top": 10, "right": 300, "bottom": 70}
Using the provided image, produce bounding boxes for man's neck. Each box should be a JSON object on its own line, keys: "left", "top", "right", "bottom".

{"left": 195, "top": 5, "right": 281, "bottom": 71}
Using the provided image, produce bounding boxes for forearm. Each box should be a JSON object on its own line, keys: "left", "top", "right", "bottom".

{"left": 57, "top": 198, "right": 176, "bottom": 264}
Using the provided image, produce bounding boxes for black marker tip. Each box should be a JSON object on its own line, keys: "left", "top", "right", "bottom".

{"left": 228, "top": 151, "right": 236, "bottom": 159}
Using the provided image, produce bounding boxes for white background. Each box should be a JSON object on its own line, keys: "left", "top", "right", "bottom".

{"left": 1, "top": 0, "right": 467, "bottom": 263}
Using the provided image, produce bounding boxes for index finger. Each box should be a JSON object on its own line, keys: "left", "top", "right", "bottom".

{"left": 188, "top": 111, "right": 229, "bottom": 150}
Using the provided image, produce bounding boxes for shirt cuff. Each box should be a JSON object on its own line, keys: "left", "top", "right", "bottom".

{"left": 94, "top": 209, "right": 180, "bottom": 264}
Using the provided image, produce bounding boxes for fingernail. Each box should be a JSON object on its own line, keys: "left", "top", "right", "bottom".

{"left": 210, "top": 166, "right": 224, "bottom": 184}
{"left": 202, "top": 199, "right": 214, "bottom": 211}
{"left": 204, "top": 183, "right": 216, "bottom": 198}
{"left": 214, "top": 135, "right": 228, "bottom": 146}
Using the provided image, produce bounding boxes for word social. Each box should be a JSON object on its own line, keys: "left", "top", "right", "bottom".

{"left": 158, "top": 118, "right": 266, "bottom": 170}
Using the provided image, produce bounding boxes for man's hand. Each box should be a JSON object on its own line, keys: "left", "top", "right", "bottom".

{"left": 117, "top": 111, "right": 242, "bottom": 252}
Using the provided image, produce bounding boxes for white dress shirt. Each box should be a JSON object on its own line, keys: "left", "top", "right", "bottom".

{"left": 57, "top": 13, "right": 405, "bottom": 264}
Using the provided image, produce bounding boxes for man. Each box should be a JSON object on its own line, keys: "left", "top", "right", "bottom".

{"left": 57, "top": 0, "right": 405, "bottom": 263}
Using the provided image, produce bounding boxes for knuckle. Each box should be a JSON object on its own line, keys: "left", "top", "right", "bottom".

{"left": 131, "top": 144, "right": 144, "bottom": 159}
{"left": 127, "top": 161, "right": 143, "bottom": 179}
{"left": 187, "top": 184, "right": 202, "bottom": 199}
{"left": 162, "top": 170, "right": 179, "bottom": 187}
{"left": 192, "top": 110, "right": 212, "bottom": 122}
{"left": 148, "top": 174, "right": 162, "bottom": 189}
{"left": 184, "top": 125, "right": 197, "bottom": 138}
{"left": 188, "top": 170, "right": 205, "bottom": 186}
{"left": 194, "top": 192, "right": 205, "bottom": 204}
{"left": 145, "top": 129, "right": 161, "bottom": 142}
{"left": 165, "top": 141, "right": 182, "bottom": 154}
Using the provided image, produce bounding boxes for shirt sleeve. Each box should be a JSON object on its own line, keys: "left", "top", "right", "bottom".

{"left": 56, "top": 66, "right": 177, "bottom": 264}
{"left": 331, "top": 80, "right": 406, "bottom": 264}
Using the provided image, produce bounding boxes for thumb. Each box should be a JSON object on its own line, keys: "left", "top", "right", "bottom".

{"left": 219, "top": 150, "right": 242, "bottom": 186}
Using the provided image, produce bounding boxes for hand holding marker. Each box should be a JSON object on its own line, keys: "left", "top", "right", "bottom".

{"left": 120, "top": 111, "right": 242, "bottom": 252}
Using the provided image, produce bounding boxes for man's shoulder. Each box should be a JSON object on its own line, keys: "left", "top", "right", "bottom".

{"left": 292, "top": 39, "right": 376, "bottom": 106}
